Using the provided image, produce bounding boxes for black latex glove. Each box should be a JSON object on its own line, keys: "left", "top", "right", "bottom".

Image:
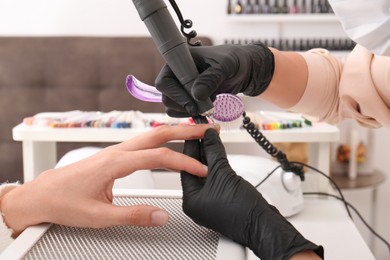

{"left": 155, "top": 42, "right": 274, "bottom": 117}
{"left": 181, "top": 129, "right": 324, "bottom": 260}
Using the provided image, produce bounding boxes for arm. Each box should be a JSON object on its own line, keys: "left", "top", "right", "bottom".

{"left": 284, "top": 45, "right": 390, "bottom": 128}
{"left": 155, "top": 42, "right": 390, "bottom": 128}
{"left": 260, "top": 48, "right": 308, "bottom": 109}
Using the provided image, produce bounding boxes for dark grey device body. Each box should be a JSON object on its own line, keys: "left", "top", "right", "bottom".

{"left": 131, "top": 0, "right": 214, "bottom": 116}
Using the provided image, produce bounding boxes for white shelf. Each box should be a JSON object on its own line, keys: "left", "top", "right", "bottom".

{"left": 13, "top": 112, "right": 339, "bottom": 189}
{"left": 227, "top": 14, "right": 339, "bottom": 23}
{"left": 13, "top": 122, "right": 339, "bottom": 143}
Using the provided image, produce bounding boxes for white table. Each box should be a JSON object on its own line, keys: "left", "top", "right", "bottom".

{"left": 2, "top": 189, "right": 374, "bottom": 260}
{"left": 13, "top": 117, "right": 339, "bottom": 192}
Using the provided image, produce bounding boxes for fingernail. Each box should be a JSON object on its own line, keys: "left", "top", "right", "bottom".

{"left": 151, "top": 210, "right": 169, "bottom": 226}
{"left": 202, "top": 164, "right": 208, "bottom": 175}
{"left": 212, "top": 123, "right": 221, "bottom": 132}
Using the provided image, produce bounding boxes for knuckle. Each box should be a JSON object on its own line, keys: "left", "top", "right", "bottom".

{"left": 101, "top": 150, "right": 121, "bottom": 163}
{"left": 152, "top": 125, "right": 170, "bottom": 139}
{"left": 128, "top": 207, "right": 144, "bottom": 225}
{"left": 155, "top": 147, "right": 171, "bottom": 157}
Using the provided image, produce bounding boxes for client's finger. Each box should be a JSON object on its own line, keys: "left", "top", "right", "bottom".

{"left": 112, "top": 124, "right": 220, "bottom": 151}
{"left": 109, "top": 148, "right": 208, "bottom": 179}
{"left": 94, "top": 203, "right": 169, "bottom": 227}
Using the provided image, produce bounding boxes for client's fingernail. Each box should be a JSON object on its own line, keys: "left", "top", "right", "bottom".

{"left": 212, "top": 123, "right": 221, "bottom": 132}
{"left": 202, "top": 164, "right": 209, "bottom": 175}
{"left": 151, "top": 210, "right": 169, "bottom": 226}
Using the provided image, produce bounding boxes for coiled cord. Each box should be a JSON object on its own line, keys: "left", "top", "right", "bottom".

{"left": 168, "top": 0, "right": 202, "bottom": 46}
{"left": 242, "top": 112, "right": 305, "bottom": 180}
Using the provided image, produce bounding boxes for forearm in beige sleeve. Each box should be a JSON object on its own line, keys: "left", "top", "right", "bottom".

{"left": 289, "top": 45, "right": 390, "bottom": 128}
{"left": 288, "top": 48, "right": 342, "bottom": 124}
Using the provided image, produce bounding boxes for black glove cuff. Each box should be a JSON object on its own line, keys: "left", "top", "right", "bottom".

{"left": 243, "top": 42, "right": 275, "bottom": 97}
{"left": 248, "top": 205, "right": 324, "bottom": 260}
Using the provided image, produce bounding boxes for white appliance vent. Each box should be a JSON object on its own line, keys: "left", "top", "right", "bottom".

{"left": 23, "top": 196, "right": 219, "bottom": 260}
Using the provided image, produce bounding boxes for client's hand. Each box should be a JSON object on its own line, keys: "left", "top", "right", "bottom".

{"left": 155, "top": 43, "right": 274, "bottom": 117}
{"left": 1, "top": 124, "right": 218, "bottom": 236}
{"left": 181, "top": 129, "right": 323, "bottom": 260}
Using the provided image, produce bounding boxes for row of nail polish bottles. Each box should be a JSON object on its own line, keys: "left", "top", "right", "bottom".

{"left": 224, "top": 38, "right": 356, "bottom": 51}
{"left": 227, "top": 0, "right": 333, "bottom": 15}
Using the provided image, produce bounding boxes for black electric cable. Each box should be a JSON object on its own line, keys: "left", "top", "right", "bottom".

{"left": 254, "top": 160, "right": 352, "bottom": 218}
{"left": 254, "top": 164, "right": 282, "bottom": 188}
{"left": 293, "top": 161, "right": 353, "bottom": 219}
{"left": 255, "top": 162, "right": 389, "bottom": 255}
{"left": 168, "top": 0, "right": 202, "bottom": 46}
{"left": 304, "top": 192, "right": 390, "bottom": 254}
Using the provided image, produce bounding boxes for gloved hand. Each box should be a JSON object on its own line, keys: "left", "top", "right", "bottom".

{"left": 181, "top": 128, "right": 323, "bottom": 260}
{"left": 155, "top": 42, "right": 275, "bottom": 117}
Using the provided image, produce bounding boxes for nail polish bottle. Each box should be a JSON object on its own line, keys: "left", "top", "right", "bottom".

{"left": 324, "top": 38, "right": 330, "bottom": 49}
{"left": 271, "top": 0, "right": 281, "bottom": 14}
{"left": 306, "top": 38, "right": 313, "bottom": 49}
{"left": 299, "top": 0, "right": 307, "bottom": 14}
{"left": 245, "top": 0, "right": 255, "bottom": 14}
{"left": 312, "top": 0, "right": 322, "bottom": 13}
{"left": 292, "top": 39, "right": 297, "bottom": 50}
{"left": 235, "top": 0, "right": 243, "bottom": 14}
{"left": 310, "top": 0, "right": 315, "bottom": 13}
{"left": 299, "top": 38, "right": 305, "bottom": 51}
{"left": 320, "top": 0, "right": 328, "bottom": 13}
{"left": 281, "top": 0, "right": 289, "bottom": 14}
{"left": 253, "top": 0, "right": 261, "bottom": 13}
{"left": 290, "top": 0, "right": 298, "bottom": 14}
{"left": 261, "top": 0, "right": 271, "bottom": 14}
{"left": 271, "top": 38, "right": 276, "bottom": 48}
{"left": 227, "top": 0, "right": 233, "bottom": 14}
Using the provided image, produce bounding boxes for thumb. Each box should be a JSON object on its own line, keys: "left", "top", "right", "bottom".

{"left": 102, "top": 204, "right": 169, "bottom": 227}
{"left": 156, "top": 65, "right": 198, "bottom": 115}
{"left": 192, "top": 65, "right": 224, "bottom": 101}
{"left": 202, "top": 128, "right": 228, "bottom": 167}
{"left": 181, "top": 139, "right": 204, "bottom": 194}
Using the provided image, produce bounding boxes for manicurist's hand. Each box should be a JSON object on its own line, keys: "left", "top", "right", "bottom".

{"left": 181, "top": 128, "right": 323, "bottom": 260}
{"left": 1, "top": 124, "right": 219, "bottom": 236}
{"left": 155, "top": 43, "right": 275, "bottom": 117}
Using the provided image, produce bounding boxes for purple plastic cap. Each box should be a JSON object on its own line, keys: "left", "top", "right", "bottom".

{"left": 126, "top": 75, "right": 162, "bottom": 102}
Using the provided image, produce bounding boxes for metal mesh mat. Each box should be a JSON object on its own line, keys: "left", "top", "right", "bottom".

{"left": 23, "top": 196, "right": 219, "bottom": 260}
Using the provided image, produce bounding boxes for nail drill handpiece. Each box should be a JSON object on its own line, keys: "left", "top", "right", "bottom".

{"left": 131, "top": 0, "right": 214, "bottom": 120}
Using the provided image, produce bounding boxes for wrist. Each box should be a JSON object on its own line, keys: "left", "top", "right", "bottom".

{"left": 247, "top": 205, "right": 323, "bottom": 259}
{"left": 0, "top": 183, "right": 21, "bottom": 238}
{"left": 1, "top": 183, "right": 40, "bottom": 236}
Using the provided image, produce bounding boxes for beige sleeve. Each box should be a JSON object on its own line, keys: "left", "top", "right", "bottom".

{"left": 289, "top": 45, "right": 390, "bottom": 128}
